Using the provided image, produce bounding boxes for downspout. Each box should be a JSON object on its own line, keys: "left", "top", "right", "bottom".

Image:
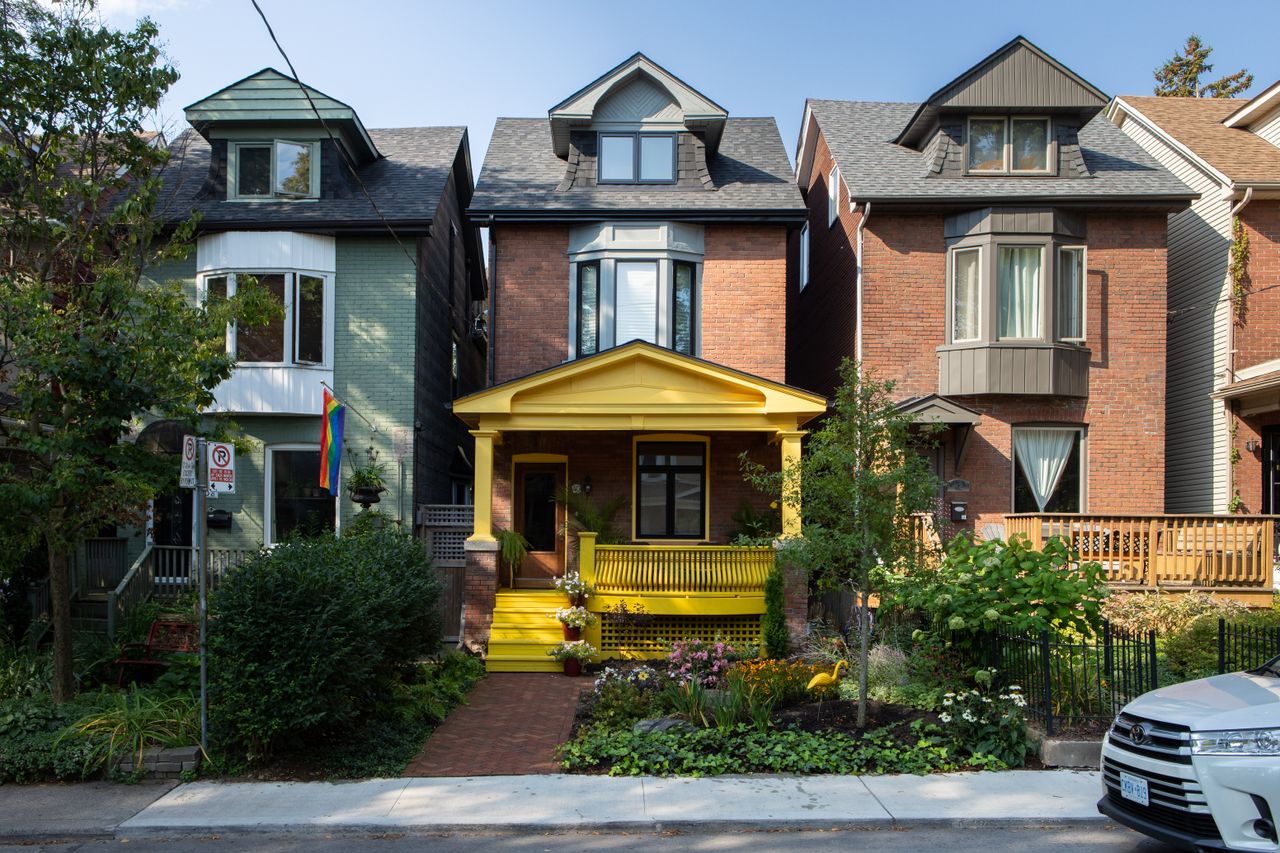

{"left": 854, "top": 201, "right": 871, "bottom": 373}
{"left": 1223, "top": 186, "right": 1252, "bottom": 510}
{"left": 486, "top": 226, "right": 497, "bottom": 387}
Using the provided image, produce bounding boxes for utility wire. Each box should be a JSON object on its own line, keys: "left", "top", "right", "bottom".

{"left": 1168, "top": 280, "right": 1280, "bottom": 319}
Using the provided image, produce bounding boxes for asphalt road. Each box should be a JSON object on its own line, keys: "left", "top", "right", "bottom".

{"left": 2, "top": 825, "right": 1181, "bottom": 852}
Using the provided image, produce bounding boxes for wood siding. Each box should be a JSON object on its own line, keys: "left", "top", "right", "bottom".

{"left": 1116, "top": 113, "right": 1231, "bottom": 512}
{"left": 1251, "top": 107, "right": 1280, "bottom": 148}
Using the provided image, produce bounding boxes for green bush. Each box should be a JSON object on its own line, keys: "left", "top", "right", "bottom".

{"left": 208, "top": 529, "right": 443, "bottom": 763}
{"left": 1164, "top": 610, "right": 1280, "bottom": 682}
{"left": 0, "top": 694, "right": 105, "bottom": 783}
{"left": 1101, "top": 590, "right": 1249, "bottom": 636}
{"left": 761, "top": 562, "right": 789, "bottom": 658}
{"left": 888, "top": 534, "right": 1107, "bottom": 636}
{"left": 59, "top": 688, "right": 198, "bottom": 773}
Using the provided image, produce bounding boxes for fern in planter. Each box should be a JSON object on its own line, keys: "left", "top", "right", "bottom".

{"left": 555, "top": 487, "right": 627, "bottom": 544}
{"left": 495, "top": 528, "right": 529, "bottom": 588}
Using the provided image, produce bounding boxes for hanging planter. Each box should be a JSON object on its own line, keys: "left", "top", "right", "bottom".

{"left": 346, "top": 448, "right": 388, "bottom": 510}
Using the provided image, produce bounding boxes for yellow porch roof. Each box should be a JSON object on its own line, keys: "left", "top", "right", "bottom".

{"left": 453, "top": 341, "right": 827, "bottom": 433}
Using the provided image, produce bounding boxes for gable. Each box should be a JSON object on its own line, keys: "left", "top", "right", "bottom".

{"left": 593, "top": 75, "right": 684, "bottom": 126}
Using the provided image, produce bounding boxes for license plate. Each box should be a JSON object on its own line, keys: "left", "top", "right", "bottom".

{"left": 1119, "top": 771, "right": 1149, "bottom": 807}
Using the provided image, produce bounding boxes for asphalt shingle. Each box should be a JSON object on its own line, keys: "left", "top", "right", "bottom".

{"left": 809, "top": 100, "right": 1195, "bottom": 204}
{"left": 470, "top": 117, "right": 805, "bottom": 216}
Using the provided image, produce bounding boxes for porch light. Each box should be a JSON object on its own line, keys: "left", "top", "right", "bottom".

{"left": 583, "top": 475, "right": 593, "bottom": 495}
{"left": 1246, "top": 439, "right": 1259, "bottom": 452}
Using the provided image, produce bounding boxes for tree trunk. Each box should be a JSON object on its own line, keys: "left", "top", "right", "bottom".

{"left": 47, "top": 543, "right": 76, "bottom": 702}
{"left": 857, "top": 588, "right": 870, "bottom": 729}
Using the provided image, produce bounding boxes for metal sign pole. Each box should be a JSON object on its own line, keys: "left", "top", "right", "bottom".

{"left": 196, "top": 438, "right": 209, "bottom": 753}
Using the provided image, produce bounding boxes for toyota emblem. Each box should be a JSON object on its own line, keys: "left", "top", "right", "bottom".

{"left": 1129, "top": 723, "right": 1150, "bottom": 745}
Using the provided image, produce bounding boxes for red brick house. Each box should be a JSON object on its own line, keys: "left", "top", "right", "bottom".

{"left": 791, "top": 37, "right": 1195, "bottom": 536}
{"left": 461, "top": 54, "right": 818, "bottom": 669}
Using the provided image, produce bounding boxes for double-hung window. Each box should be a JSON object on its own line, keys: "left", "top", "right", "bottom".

{"left": 202, "top": 271, "right": 329, "bottom": 366}
{"left": 967, "top": 117, "right": 1052, "bottom": 175}
{"left": 598, "top": 133, "right": 676, "bottom": 183}
{"left": 615, "top": 261, "right": 660, "bottom": 345}
{"left": 231, "top": 140, "right": 319, "bottom": 199}
{"left": 635, "top": 441, "right": 706, "bottom": 540}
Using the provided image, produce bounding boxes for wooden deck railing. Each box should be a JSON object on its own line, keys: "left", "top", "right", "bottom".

{"left": 1005, "top": 514, "right": 1277, "bottom": 590}
{"left": 108, "top": 544, "right": 155, "bottom": 642}
{"left": 577, "top": 533, "right": 773, "bottom": 616}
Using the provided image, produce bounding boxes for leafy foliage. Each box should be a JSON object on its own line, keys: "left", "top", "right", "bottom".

{"left": 737, "top": 659, "right": 839, "bottom": 705}
{"left": 59, "top": 688, "right": 198, "bottom": 772}
{"left": 888, "top": 534, "right": 1108, "bottom": 636}
{"left": 1101, "top": 590, "right": 1249, "bottom": 636}
{"left": 0, "top": 693, "right": 104, "bottom": 783}
{"left": 937, "top": 670, "right": 1029, "bottom": 767}
{"left": 728, "top": 500, "right": 779, "bottom": 545}
{"left": 207, "top": 530, "right": 443, "bottom": 763}
{"left": 555, "top": 487, "right": 628, "bottom": 544}
{"left": 1154, "top": 34, "right": 1253, "bottom": 98}
{"left": 761, "top": 562, "right": 790, "bottom": 658}
{"left": 1164, "top": 610, "right": 1280, "bottom": 682}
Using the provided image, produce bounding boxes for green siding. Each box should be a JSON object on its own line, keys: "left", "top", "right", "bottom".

{"left": 205, "top": 417, "right": 313, "bottom": 550}
{"left": 142, "top": 250, "right": 197, "bottom": 300}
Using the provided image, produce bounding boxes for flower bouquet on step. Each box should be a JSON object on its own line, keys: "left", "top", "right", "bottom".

{"left": 554, "top": 605, "right": 597, "bottom": 640}
{"left": 553, "top": 572, "right": 595, "bottom": 606}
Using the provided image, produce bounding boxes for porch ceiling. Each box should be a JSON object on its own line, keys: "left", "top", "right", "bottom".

{"left": 453, "top": 341, "right": 827, "bottom": 433}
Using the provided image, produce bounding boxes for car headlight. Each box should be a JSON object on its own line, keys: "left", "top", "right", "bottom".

{"left": 1190, "top": 728, "right": 1280, "bottom": 756}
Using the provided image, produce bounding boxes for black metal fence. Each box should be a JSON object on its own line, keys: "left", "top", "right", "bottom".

{"left": 1217, "top": 618, "right": 1280, "bottom": 674}
{"left": 960, "top": 618, "right": 1280, "bottom": 737}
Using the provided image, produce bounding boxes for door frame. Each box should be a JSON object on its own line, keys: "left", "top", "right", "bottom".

{"left": 1263, "top": 426, "right": 1280, "bottom": 514}
{"left": 510, "top": 453, "right": 569, "bottom": 588}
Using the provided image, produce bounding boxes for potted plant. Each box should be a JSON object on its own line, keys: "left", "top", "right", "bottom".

{"left": 554, "top": 605, "right": 596, "bottom": 641}
{"left": 346, "top": 449, "right": 388, "bottom": 509}
{"left": 495, "top": 528, "right": 529, "bottom": 589}
{"left": 547, "top": 639, "right": 596, "bottom": 677}
{"left": 553, "top": 571, "right": 594, "bottom": 607}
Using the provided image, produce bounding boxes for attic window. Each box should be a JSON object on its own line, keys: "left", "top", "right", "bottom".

{"left": 231, "top": 140, "right": 319, "bottom": 199}
{"left": 966, "top": 118, "right": 1052, "bottom": 175}
{"left": 598, "top": 133, "right": 676, "bottom": 184}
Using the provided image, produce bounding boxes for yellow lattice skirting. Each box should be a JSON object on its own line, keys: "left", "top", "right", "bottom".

{"left": 598, "top": 615, "right": 762, "bottom": 659}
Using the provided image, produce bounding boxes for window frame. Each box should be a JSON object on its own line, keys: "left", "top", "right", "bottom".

{"left": 949, "top": 245, "right": 982, "bottom": 343}
{"left": 575, "top": 260, "right": 601, "bottom": 358}
{"left": 995, "top": 242, "right": 1046, "bottom": 342}
{"left": 229, "top": 139, "right": 321, "bottom": 200}
{"left": 798, "top": 222, "right": 810, "bottom": 292}
{"left": 613, "top": 258, "right": 662, "bottom": 346}
{"left": 1056, "top": 245, "right": 1087, "bottom": 343}
{"left": 597, "top": 132, "right": 678, "bottom": 185}
{"left": 964, "top": 117, "right": 1055, "bottom": 176}
{"left": 632, "top": 435, "right": 709, "bottom": 541}
{"left": 197, "top": 270, "right": 333, "bottom": 368}
{"left": 1010, "top": 425, "right": 1087, "bottom": 513}
{"left": 827, "top": 165, "right": 841, "bottom": 227}
{"left": 263, "top": 442, "right": 338, "bottom": 546}
{"left": 671, "top": 260, "right": 697, "bottom": 356}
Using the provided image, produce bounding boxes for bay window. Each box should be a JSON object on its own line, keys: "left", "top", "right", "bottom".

{"left": 951, "top": 247, "right": 981, "bottom": 342}
{"left": 997, "top": 246, "right": 1042, "bottom": 339}
{"left": 1012, "top": 426, "right": 1084, "bottom": 512}
{"left": 672, "top": 261, "right": 696, "bottom": 355}
{"left": 577, "top": 262, "right": 600, "bottom": 357}
{"left": 1056, "top": 247, "right": 1086, "bottom": 342}
{"left": 615, "top": 261, "right": 659, "bottom": 344}
{"left": 201, "top": 271, "right": 332, "bottom": 366}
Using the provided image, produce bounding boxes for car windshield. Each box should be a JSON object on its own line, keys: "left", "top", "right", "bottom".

{"left": 1252, "top": 655, "right": 1280, "bottom": 678}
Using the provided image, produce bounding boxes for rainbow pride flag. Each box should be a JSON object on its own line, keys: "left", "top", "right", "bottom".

{"left": 319, "top": 388, "right": 345, "bottom": 495}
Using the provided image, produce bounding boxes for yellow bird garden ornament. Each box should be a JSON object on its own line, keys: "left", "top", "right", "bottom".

{"left": 807, "top": 660, "right": 848, "bottom": 692}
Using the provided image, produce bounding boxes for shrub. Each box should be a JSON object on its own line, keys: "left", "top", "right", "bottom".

{"left": 59, "top": 688, "right": 198, "bottom": 772}
{"left": 737, "top": 659, "right": 838, "bottom": 705}
{"left": 1163, "top": 610, "right": 1280, "bottom": 682}
{"left": 0, "top": 694, "right": 104, "bottom": 783}
{"left": 888, "top": 534, "right": 1108, "bottom": 636}
{"left": 208, "top": 529, "right": 442, "bottom": 763}
{"left": 761, "top": 562, "right": 789, "bottom": 658}
{"left": 937, "top": 669, "right": 1029, "bottom": 767}
{"left": 0, "top": 643, "right": 53, "bottom": 701}
{"left": 586, "top": 666, "right": 665, "bottom": 728}
{"left": 666, "top": 638, "right": 735, "bottom": 687}
{"left": 1101, "top": 590, "right": 1250, "bottom": 636}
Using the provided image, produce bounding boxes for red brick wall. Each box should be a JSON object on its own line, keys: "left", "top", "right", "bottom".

{"left": 789, "top": 125, "right": 859, "bottom": 397}
{"left": 490, "top": 431, "right": 778, "bottom": 551}
{"left": 490, "top": 223, "right": 789, "bottom": 384}
{"left": 1232, "top": 410, "right": 1280, "bottom": 513}
{"left": 702, "top": 225, "right": 788, "bottom": 383}
{"left": 492, "top": 224, "right": 570, "bottom": 383}
{"left": 1234, "top": 200, "right": 1280, "bottom": 372}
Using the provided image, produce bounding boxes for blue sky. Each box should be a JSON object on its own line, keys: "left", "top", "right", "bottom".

{"left": 108, "top": 0, "right": 1280, "bottom": 171}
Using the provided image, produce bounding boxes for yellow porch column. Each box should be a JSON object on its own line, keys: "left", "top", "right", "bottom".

{"left": 468, "top": 429, "right": 501, "bottom": 543}
{"left": 778, "top": 430, "right": 805, "bottom": 538}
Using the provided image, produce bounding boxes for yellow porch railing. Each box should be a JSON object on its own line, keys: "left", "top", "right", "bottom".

{"left": 1005, "top": 513, "right": 1276, "bottom": 592}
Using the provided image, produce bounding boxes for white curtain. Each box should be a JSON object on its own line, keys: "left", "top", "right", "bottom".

{"left": 1013, "top": 428, "right": 1076, "bottom": 512}
{"left": 952, "top": 248, "right": 980, "bottom": 341}
{"left": 998, "top": 247, "right": 1041, "bottom": 338}
{"left": 615, "top": 261, "right": 658, "bottom": 344}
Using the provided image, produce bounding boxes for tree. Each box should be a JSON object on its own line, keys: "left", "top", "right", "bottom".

{"left": 1154, "top": 35, "right": 1253, "bottom": 98}
{"left": 0, "top": 1, "right": 273, "bottom": 700}
{"left": 743, "top": 360, "right": 939, "bottom": 727}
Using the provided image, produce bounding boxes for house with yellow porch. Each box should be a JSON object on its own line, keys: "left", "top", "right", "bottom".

{"left": 460, "top": 54, "right": 819, "bottom": 671}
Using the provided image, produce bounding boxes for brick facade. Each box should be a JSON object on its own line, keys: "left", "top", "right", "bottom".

{"left": 491, "top": 224, "right": 570, "bottom": 384}
{"left": 795, "top": 127, "right": 1170, "bottom": 533}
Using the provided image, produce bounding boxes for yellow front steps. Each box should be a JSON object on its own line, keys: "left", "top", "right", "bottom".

{"left": 486, "top": 590, "right": 569, "bottom": 672}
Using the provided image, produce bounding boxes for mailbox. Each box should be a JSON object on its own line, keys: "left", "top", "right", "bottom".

{"left": 949, "top": 501, "right": 968, "bottom": 523}
{"left": 206, "top": 508, "right": 233, "bottom": 529}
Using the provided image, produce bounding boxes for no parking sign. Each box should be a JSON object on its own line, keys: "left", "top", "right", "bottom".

{"left": 207, "top": 441, "right": 236, "bottom": 495}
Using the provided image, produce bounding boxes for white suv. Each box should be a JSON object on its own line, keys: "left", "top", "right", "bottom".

{"left": 1099, "top": 655, "right": 1280, "bottom": 852}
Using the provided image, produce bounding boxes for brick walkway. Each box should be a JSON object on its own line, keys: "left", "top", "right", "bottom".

{"left": 403, "top": 672, "right": 590, "bottom": 777}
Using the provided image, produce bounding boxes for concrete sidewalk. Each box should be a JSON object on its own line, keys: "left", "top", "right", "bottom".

{"left": 96, "top": 771, "right": 1106, "bottom": 836}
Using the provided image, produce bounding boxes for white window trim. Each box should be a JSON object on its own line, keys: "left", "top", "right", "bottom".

{"left": 827, "top": 165, "right": 841, "bottom": 227}
{"left": 799, "top": 223, "right": 810, "bottom": 292}
{"left": 949, "top": 245, "right": 982, "bottom": 343}
{"left": 196, "top": 269, "right": 335, "bottom": 369}
{"left": 966, "top": 116, "right": 1054, "bottom": 176}
{"left": 1057, "top": 245, "right": 1087, "bottom": 343}
{"left": 228, "top": 140, "right": 321, "bottom": 201}
{"left": 263, "top": 442, "right": 339, "bottom": 546}
{"left": 1010, "top": 425, "right": 1086, "bottom": 513}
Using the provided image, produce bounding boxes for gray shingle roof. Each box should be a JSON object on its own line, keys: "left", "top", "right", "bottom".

{"left": 470, "top": 117, "right": 805, "bottom": 219}
{"left": 155, "top": 126, "right": 466, "bottom": 229}
{"left": 810, "top": 100, "right": 1195, "bottom": 205}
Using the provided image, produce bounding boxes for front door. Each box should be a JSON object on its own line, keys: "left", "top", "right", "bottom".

{"left": 513, "top": 463, "right": 565, "bottom": 587}
{"left": 1264, "top": 427, "right": 1280, "bottom": 514}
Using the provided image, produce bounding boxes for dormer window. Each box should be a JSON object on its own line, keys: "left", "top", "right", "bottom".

{"left": 230, "top": 140, "right": 319, "bottom": 200}
{"left": 598, "top": 133, "right": 676, "bottom": 184}
{"left": 966, "top": 117, "right": 1052, "bottom": 175}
